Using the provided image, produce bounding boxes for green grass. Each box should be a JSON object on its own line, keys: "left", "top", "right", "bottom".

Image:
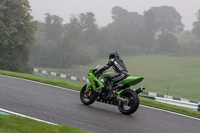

{"left": 140, "top": 97, "right": 200, "bottom": 119}
{"left": 43, "top": 55, "right": 200, "bottom": 102}
{"left": 0, "top": 114, "right": 89, "bottom": 133}
{"left": 124, "top": 55, "right": 200, "bottom": 102}
{"left": 0, "top": 70, "right": 83, "bottom": 91}
{"left": 132, "top": 56, "right": 199, "bottom": 100}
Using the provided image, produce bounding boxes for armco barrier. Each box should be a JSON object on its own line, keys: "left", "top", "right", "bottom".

{"left": 140, "top": 91, "right": 198, "bottom": 103}
{"left": 33, "top": 68, "right": 89, "bottom": 82}
{"left": 139, "top": 94, "right": 155, "bottom": 100}
{"left": 155, "top": 97, "right": 199, "bottom": 110}
{"left": 34, "top": 68, "right": 200, "bottom": 111}
{"left": 139, "top": 91, "right": 200, "bottom": 111}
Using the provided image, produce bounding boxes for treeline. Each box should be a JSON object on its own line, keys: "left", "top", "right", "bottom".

{"left": 30, "top": 6, "right": 200, "bottom": 68}
{"left": 0, "top": 0, "right": 37, "bottom": 73}
{"left": 1, "top": 1, "right": 200, "bottom": 73}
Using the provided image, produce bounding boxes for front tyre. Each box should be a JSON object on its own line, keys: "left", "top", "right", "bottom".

{"left": 118, "top": 90, "right": 139, "bottom": 115}
{"left": 80, "top": 84, "right": 96, "bottom": 105}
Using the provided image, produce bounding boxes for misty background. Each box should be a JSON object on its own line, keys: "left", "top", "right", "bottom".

{"left": 29, "top": 0, "right": 200, "bottom": 30}
{"left": 27, "top": 0, "right": 200, "bottom": 69}
{"left": 1, "top": 0, "right": 200, "bottom": 71}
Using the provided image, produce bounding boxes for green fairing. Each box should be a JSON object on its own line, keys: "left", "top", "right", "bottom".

{"left": 102, "top": 72, "right": 114, "bottom": 78}
{"left": 102, "top": 72, "right": 143, "bottom": 86}
{"left": 119, "top": 76, "right": 144, "bottom": 86}
{"left": 102, "top": 72, "right": 143, "bottom": 84}
{"left": 88, "top": 69, "right": 104, "bottom": 91}
{"left": 85, "top": 83, "right": 91, "bottom": 90}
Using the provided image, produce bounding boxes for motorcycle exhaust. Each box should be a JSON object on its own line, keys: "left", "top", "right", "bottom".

{"left": 135, "top": 87, "right": 145, "bottom": 94}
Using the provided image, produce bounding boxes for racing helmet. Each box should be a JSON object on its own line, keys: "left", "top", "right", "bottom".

{"left": 109, "top": 51, "right": 119, "bottom": 59}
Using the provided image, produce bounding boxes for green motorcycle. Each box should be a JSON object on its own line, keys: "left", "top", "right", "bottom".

{"left": 80, "top": 65, "right": 145, "bottom": 115}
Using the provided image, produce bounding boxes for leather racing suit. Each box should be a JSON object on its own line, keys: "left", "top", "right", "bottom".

{"left": 99, "top": 57, "right": 129, "bottom": 83}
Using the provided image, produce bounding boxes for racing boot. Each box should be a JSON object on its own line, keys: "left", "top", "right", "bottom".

{"left": 106, "top": 82, "right": 114, "bottom": 99}
{"left": 104, "top": 78, "right": 113, "bottom": 99}
{"left": 107, "top": 85, "right": 114, "bottom": 99}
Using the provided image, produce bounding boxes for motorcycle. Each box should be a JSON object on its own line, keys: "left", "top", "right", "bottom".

{"left": 80, "top": 65, "right": 145, "bottom": 115}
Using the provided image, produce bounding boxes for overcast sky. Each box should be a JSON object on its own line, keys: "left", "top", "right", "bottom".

{"left": 28, "top": 0, "right": 200, "bottom": 30}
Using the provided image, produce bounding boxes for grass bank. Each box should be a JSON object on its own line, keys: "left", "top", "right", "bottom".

{"left": 0, "top": 70, "right": 199, "bottom": 119}
{"left": 140, "top": 97, "right": 200, "bottom": 119}
{"left": 0, "top": 70, "right": 83, "bottom": 91}
{"left": 0, "top": 114, "right": 89, "bottom": 133}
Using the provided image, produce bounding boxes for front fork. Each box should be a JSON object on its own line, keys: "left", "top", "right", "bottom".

{"left": 84, "top": 83, "right": 93, "bottom": 98}
{"left": 85, "top": 83, "right": 91, "bottom": 91}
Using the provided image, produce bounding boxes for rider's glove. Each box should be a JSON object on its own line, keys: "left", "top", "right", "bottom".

{"left": 93, "top": 71, "right": 97, "bottom": 76}
{"left": 93, "top": 70, "right": 99, "bottom": 76}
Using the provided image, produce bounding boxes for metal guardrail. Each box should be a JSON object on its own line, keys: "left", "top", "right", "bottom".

{"left": 33, "top": 68, "right": 89, "bottom": 82}
{"left": 140, "top": 91, "right": 200, "bottom": 111}
{"left": 155, "top": 97, "right": 199, "bottom": 111}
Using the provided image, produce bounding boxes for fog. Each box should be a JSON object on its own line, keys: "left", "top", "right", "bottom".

{"left": 29, "top": 0, "right": 200, "bottom": 30}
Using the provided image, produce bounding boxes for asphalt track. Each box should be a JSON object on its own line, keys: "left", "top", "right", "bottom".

{"left": 0, "top": 75, "right": 200, "bottom": 133}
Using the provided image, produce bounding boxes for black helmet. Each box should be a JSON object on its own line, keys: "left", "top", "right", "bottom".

{"left": 109, "top": 51, "right": 119, "bottom": 59}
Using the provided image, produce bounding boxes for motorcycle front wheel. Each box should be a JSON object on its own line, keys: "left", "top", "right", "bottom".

{"left": 80, "top": 84, "right": 96, "bottom": 105}
{"left": 118, "top": 89, "right": 139, "bottom": 115}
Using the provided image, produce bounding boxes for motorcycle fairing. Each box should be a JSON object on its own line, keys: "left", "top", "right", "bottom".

{"left": 102, "top": 72, "right": 144, "bottom": 86}
{"left": 119, "top": 76, "right": 144, "bottom": 86}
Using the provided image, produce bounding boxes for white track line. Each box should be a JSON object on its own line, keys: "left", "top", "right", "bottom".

{"left": 140, "top": 105, "right": 200, "bottom": 121}
{"left": 0, "top": 74, "right": 78, "bottom": 92}
{"left": 0, "top": 108, "right": 58, "bottom": 125}
{"left": 0, "top": 74, "right": 200, "bottom": 122}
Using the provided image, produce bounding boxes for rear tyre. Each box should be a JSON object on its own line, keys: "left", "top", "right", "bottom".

{"left": 80, "top": 84, "right": 96, "bottom": 105}
{"left": 118, "top": 90, "right": 139, "bottom": 115}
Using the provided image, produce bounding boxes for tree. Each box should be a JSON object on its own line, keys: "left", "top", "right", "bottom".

{"left": 79, "top": 12, "right": 98, "bottom": 31}
{"left": 102, "top": 6, "right": 154, "bottom": 53}
{"left": 110, "top": 6, "right": 144, "bottom": 27}
{"left": 149, "top": 6, "right": 184, "bottom": 33}
{"left": 143, "top": 10, "right": 156, "bottom": 49}
{"left": 0, "top": 0, "right": 37, "bottom": 73}
{"left": 144, "top": 10, "right": 156, "bottom": 34}
{"left": 192, "top": 9, "right": 200, "bottom": 37}
{"left": 43, "top": 13, "right": 63, "bottom": 41}
{"left": 58, "top": 16, "right": 83, "bottom": 67}
{"left": 158, "top": 32, "right": 178, "bottom": 53}
{"left": 58, "top": 16, "right": 92, "bottom": 68}
{"left": 30, "top": 14, "right": 94, "bottom": 68}
{"left": 79, "top": 12, "right": 99, "bottom": 46}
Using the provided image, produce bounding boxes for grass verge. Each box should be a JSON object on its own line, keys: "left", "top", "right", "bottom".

{"left": 0, "top": 70, "right": 83, "bottom": 91}
{"left": 0, "top": 114, "right": 89, "bottom": 133}
{"left": 140, "top": 97, "right": 200, "bottom": 119}
{"left": 0, "top": 70, "right": 200, "bottom": 120}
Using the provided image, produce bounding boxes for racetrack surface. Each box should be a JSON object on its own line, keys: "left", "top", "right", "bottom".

{"left": 0, "top": 75, "right": 199, "bottom": 133}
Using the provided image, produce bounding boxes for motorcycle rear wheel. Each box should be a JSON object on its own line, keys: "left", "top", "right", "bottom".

{"left": 118, "top": 89, "right": 139, "bottom": 115}
{"left": 80, "top": 84, "right": 96, "bottom": 105}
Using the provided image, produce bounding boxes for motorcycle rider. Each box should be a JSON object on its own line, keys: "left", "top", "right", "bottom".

{"left": 94, "top": 51, "right": 129, "bottom": 98}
